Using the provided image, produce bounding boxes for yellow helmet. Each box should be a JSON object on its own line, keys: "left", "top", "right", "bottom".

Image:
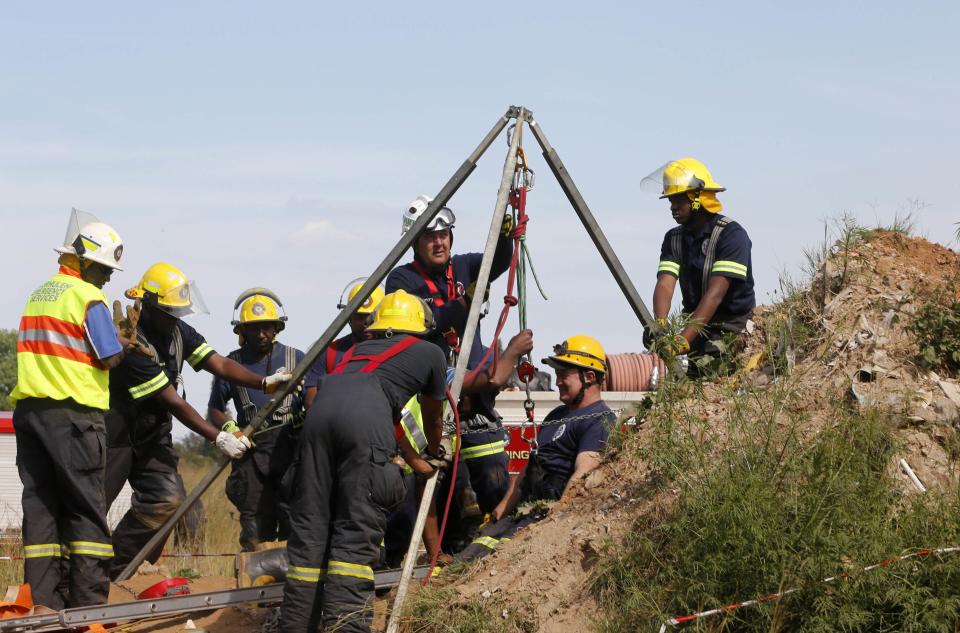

{"left": 642, "top": 157, "right": 725, "bottom": 199}
{"left": 366, "top": 289, "right": 435, "bottom": 335}
{"left": 231, "top": 288, "right": 288, "bottom": 334}
{"left": 126, "top": 262, "right": 208, "bottom": 317}
{"left": 543, "top": 334, "right": 607, "bottom": 374}
{"left": 337, "top": 277, "right": 385, "bottom": 315}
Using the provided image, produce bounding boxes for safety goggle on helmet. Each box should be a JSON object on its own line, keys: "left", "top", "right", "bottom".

{"left": 401, "top": 194, "right": 456, "bottom": 236}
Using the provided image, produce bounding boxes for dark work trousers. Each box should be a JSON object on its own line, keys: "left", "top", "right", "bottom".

{"left": 105, "top": 425, "right": 186, "bottom": 579}
{"left": 688, "top": 312, "right": 752, "bottom": 376}
{"left": 13, "top": 398, "right": 113, "bottom": 609}
{"left": 460, "top": 430, "right": 510, "bottom": 515}
{"left": 382, "top": 471, "right": 417, "bottom": 568}
{"left": 279, "top": 375, "right": 406, "bottom": 633}
{"left": 226, "top": 425, "right": 297, "bottom": 551}
{"left": 454, "top": 512, "right": 542, "bottom": 562}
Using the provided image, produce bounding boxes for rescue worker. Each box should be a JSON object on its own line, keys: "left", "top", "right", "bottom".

{"left": 386, "top": 195, "right": 518, "bottom": 525}
{"left": 10, "top": 213, "right": 126, "bottom": 609}
{"left": 456, "top": 335, "right": 614, "bottom": 562}
{"left": 279, "top": 290, "right": 449, "bottom": 633}
{"left": 303, "top": 278, "right": 385, "bottom": 409}
{"left": 208, "top": 289, "right": 305, "bottom": 551}
{"left": 105, "top": 262, "right": 292, "bottom": 578}
{"left": 643, "top": 158, "right": 756, "bottom": 368}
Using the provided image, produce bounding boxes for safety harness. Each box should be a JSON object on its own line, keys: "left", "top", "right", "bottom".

{"left": 329, "top": 335, "right": 420, "bottom": 375}
{"left": 137, "top": 326, "right": 185, "bottom": 398}
{"left": 227, "top": 344, "right": 298, "bottom": 429}
{"left": 669, "top": 215, "right": 732, "bottom": 297}
{"left": 411, "top": 260, "right": 462, "bottom": 356}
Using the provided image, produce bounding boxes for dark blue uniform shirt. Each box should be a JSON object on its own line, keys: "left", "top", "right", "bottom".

{"left": 208, "top": 342, "right": 305, "bottom": 426}
{"left": 532, "top": 400, "right": 613, "bottom": 481}
{"left": 303, "top": 333, "right": 355, "bottom": 391}
{"left": 657, "top": 213, "right": 756, "bottom": 318}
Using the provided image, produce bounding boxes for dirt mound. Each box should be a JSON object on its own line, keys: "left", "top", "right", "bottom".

{"left": 410, "top": 231, "right": 960, "bottom": 632}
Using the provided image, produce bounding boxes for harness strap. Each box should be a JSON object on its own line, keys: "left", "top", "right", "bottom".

{"left": 411, "top": 260, "right": 456, "bottom": 308}
{"left": 701, "top": 216, "right": 731, "bottom": 296}
{"left": 325, "top": 345, "right": 339, "bottom": 373}
{"left": 137, "top": 327, "right": 185, "bottom": 398}
{"left": 330, "top": 335, "right": 421, "bottom": 375}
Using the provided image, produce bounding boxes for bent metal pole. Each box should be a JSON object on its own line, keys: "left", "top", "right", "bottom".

{"left": 385, "top": 108, "right": 526, "bottom": 633}
{"left": 117, "top": 107, "right": 520, "bottom": 582}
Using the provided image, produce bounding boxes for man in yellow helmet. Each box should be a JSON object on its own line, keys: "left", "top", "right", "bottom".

{"left": 104, "top": 262, "right": 293, "bottom": 577}
{"left": 279, "top": 290, "right": 448, "bottom": 633}
{"left": 207, "top": 289, "right": 305, "bottom": 551}
{"left": 303, "top": 278, "right": 385, "bottom": 408}
{"left": 455, "top": 335, "right": 615, "bottom": 562}
{"left": 10, "top": 210, "right": 127, "bottom": 609}
{"left": 643, "top": 158, "right": 756, "bottom": 369}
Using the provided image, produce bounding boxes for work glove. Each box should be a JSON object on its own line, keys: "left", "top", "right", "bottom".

{"left": 671, "top": 334, "right": 691, "bottom": 356}
{"left": 261, "top": 367, "right": 293, "bottom": 394}
{"left": 215, "top": 421, "right": 253, "bottom": 459}
{"left": 112, "top": 299, "right": 151, "bottom": 356}
{"left": 465, "top": 281, "right": 490, "bottom": 306}
{"left": 642, "top": 318, "right": 668, "bottom": 351}
{"left": 500, "top": 213, "right": 515, "bottom": 237}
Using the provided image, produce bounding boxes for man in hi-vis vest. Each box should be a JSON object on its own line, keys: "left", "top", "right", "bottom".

{"left": 10, "top": 211, "right": 127, "bottom": 609}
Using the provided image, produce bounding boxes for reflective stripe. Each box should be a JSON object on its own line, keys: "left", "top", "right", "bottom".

{"left": 711, "top": 260, "right": 748, "bottom": 277}
{"left": 400, "top": 410, "right": 428, "bottom": 453}
{"left": 460, "top": 440, "right": 506, "bottom": 460}
{"left": 186, "top": 343, "right": 214, "bottom": 368}
{"left": 288, "top": 564, "right": 325, "bottom": 582}
{"left": 472, "top": 536, "right": 500, "bottom": 550}
{"left": 327, "top": 560, "right": 375, "bottom": 581}
{"left": 24, "top": 543, "right": 62, "bottom": 559}
{"left": 69, "top": 541, "right": 114, "bottom": 558}
{"left": 128, "top": 372, "right": 170, "bottom": 399}
{"left": 657, "top": 260, "right": 680, "bottom": 276}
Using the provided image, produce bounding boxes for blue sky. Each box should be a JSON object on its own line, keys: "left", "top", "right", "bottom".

{"left": 2, "top": 2, "right": 957, "bottom": 431}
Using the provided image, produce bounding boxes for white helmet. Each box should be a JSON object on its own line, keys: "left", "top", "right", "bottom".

{"left": 401, "top": 194, "right": 456, "bottom": 236}
{"left": 57, "top": 224, "right": 124, "bottom": 272}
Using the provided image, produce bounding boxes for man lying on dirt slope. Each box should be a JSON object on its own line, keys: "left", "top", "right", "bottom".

{"left": 455, "top": 334, "right": 616, "bottom": 562}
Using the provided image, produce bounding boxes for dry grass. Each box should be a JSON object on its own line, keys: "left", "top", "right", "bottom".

{"left": 0, "top": 456, "right": 241, "bottom": 594}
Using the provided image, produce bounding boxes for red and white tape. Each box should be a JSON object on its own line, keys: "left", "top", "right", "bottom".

{"left": 658, "top": 547, "right": 960, "bottom": 632}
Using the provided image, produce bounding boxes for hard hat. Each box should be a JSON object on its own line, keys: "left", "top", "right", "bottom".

{"left": 126, "top": 262, "right": 209, "bottom": 318}
{"left": 366, "top": 289, "right": 435, "bottom": 335}
{"left": 337, "top": 277, "right": 385, "bottom": 315}
{"left": 55, "top": 208, "right": 124, "bottom": 270}
{"left": 401, "top": 194, "right": 456, "bottom": 236}
{"left": 543, "top": 335, "right": 607, "bottom": 374}
{"left": 231, "top": 288, "right": 288, "bottom": 334}
{"left": 640, "top": 158, "right": 725, "bottom": 199}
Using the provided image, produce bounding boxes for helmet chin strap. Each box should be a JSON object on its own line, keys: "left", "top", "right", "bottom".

{"left": 572, "top": 368, "right": 589, "bottom": 406}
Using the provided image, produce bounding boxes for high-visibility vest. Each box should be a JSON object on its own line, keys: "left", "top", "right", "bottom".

{"left": 11, "top": 269, "right": 112, "bottom": 409}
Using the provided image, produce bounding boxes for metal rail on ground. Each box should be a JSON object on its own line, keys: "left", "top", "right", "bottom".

{"left": 0, "top": 567, "right": 427, "bottom": 632}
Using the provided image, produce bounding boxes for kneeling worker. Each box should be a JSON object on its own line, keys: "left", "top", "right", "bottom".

{"left": 208, "top": 288, "right": 305, "bottom": 551}
{"left": 457, "top": 335, "right": 614, "bottom": 561}
{"left": 106, "top": 263, "right": 292, "bottom": 577}
{"left": 644, "top": 158, "right": 755, "bottom": 365}
{"left": 279, "top": 290, "right": 448, "bottom": 633}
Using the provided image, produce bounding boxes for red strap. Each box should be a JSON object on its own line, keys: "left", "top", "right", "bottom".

{"left": 325, "top": 345, "right": 340, "bottom": 373}
{"left": 411, "top": 261, "right": 456, "bottom": 308}
{"left": 330, "top": 336, "right": 420, "bottom": 375}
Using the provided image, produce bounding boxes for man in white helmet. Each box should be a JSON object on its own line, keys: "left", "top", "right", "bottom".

{"left": 208, "top": 289, "right": 305, "bottom": 551}
{"left": 386, "top": 196, "right": 524, "bottom": 544}
{"left": 9, "top": 210, "right": 128, "bottom": 609}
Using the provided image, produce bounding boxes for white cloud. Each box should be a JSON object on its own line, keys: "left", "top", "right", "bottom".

{"left": 288, "top": 219, "right": 357, "bottom": 244}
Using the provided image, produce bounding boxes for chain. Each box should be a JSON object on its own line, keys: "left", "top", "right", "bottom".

{"left": 255, "top": 606, "right": 281, "bottom": 633}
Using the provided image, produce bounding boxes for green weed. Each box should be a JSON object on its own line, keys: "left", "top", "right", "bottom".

{"left": 907, "top": 276, "right": 960, "bottom": 373}
{"left": 401, "top": 586, "right": 537, "bottom": 633}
